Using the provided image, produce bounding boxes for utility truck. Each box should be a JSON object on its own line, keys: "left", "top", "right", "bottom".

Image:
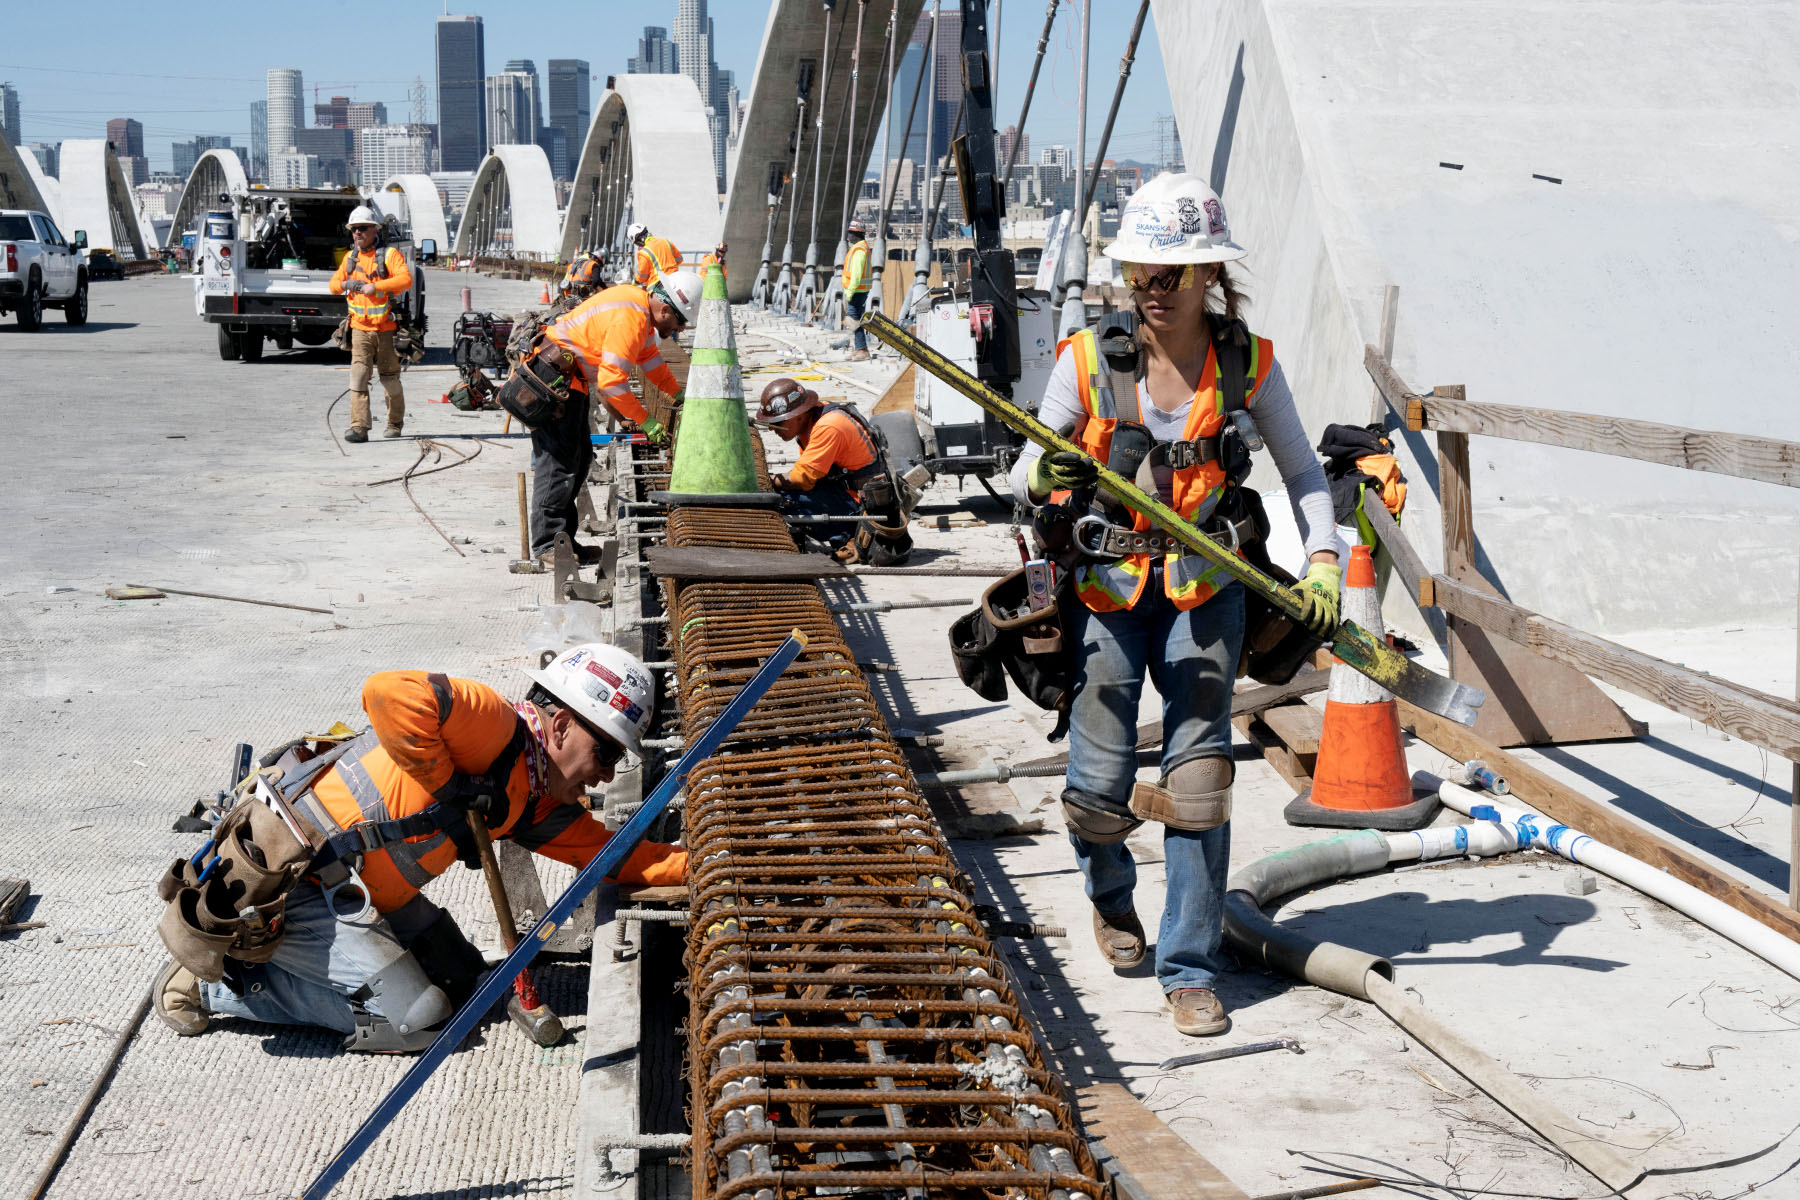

{"left": 194, "top": 187, "right": 425, "bottom": 362}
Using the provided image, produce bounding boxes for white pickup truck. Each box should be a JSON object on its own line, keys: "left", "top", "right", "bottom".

{"left": 0, "top": 209, "right": 90, "bottom": 329}
{"left": 194, "top": 187, "right": 425, "bottom": 361}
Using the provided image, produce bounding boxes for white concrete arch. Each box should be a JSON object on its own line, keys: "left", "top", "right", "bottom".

{"left": 559, "top": 74, "right": 721, "bottom": 265}
{"left": 379, "top": 174, "right": 450, "bottom": 254}
{"left": 0, "top": 126, "right": 51, "bottom": 213}
{"left": 56, "top": 139, "right": 147, "bottom": 259}
{"left": 168, "top": 149, "right": 250, "bottom": 249}
{"left": 452, "top": 143, "right": 560, "bottom": 260}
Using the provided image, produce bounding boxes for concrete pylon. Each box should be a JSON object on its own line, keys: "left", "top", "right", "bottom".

{"left": 667, "top": 264, "right": 761, "bottom": 495}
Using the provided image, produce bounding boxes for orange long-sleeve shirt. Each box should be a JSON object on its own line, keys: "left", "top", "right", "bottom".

{"left": 787, "top": 407, "right": 878, "bottom": 490}
{"left": 329, "top": 245, "right": 412, "bottom": 332}
{"left": 306, "top": 669, "right": 685, "bottom": 914}
{"left": 543, "top": 284, "right": 682, "bottom": 426}
{"left": 634, "top": 236, "right": 681, "bottom": 286}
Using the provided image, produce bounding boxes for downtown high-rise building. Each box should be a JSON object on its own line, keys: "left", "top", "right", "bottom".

{"left": 888, "top": 10, "right": 960, "bottom": 176}
{"left": 628, "top": 27, "right": 678, "bottom": 75}
{"left": 436, "top": 15, "right": 485, "bottom": 170}
{"left": 359, "top": 125, "right": 431, "bottom": 184}
{"left": 1, "top": 83, "right": 19, "bottom": 148}
{"left": 546, "top": 59, "right": 589, "bottom": 180}
{"left": 266, "top": 69, "right": 303, "bottom": 157}
{"left": 249, "top": 99, "right": 267, "bottom": 178}
{"left": 105, "top": 117, "right": 144, "bottom": 159}
{"left": 485, "top": 70, "right": 538, "bottom": 147}
{"left": 673, "top": 0, "right": 727, "bottom": 191}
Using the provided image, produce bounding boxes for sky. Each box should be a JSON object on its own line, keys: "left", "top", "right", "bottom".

{"left": 0, "top": 0, "right": 1175, "bottom": 176}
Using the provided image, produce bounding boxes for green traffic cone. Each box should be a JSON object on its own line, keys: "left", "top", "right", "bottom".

{"left": 667, "top": 264, "right": 761, "bottom": 495}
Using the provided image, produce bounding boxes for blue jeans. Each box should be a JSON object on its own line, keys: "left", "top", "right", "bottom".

{"left": 200, "top": 882, "right": 442, "bottom": 1034}
{"left": 781, "top": 479, "right": 862, "bottom": 547}
{"left": 1065, "top": 577, "right": 1245, "bottom": 994}
{"left": 848, "top": 291, "right": 868, "bottom": 350}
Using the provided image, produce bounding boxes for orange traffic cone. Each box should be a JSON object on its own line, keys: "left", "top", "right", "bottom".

{"left": 1283, "top": 543, "right": 1440, "bottom": 830}
{"left": 539, "top": 282, "right": 552, "bottom": 305}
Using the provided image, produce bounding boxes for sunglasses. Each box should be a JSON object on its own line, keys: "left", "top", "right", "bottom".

{"left": 1122, "top": 262, "right": 1197, "bottom": 294}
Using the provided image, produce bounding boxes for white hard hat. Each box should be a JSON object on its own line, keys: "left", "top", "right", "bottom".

{"left": 345, "top": 205, "right": 382, "bottom": 230}
{"left": 525, "top": 643, "right": 656, "bottom": 757}
{"left": 653, "top": 269, "right": 704, "bottom": 324}
{"left": 626, "top": 222, "right": 649, "bottom": 245}
{"left": 1103, "top": 172, "right": 1245, "bottom": 265}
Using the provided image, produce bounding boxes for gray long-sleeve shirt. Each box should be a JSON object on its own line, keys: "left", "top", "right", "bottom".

{"left": 1009, "top": 347, "right": 1345, "bottom": 562}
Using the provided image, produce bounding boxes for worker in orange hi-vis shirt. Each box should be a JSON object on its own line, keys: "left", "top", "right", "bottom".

{"left": 329, "top": 206, "right": 413, "bottom": 442}
{"left": 153, "top": 645, "right": 683, "bottom": 1053}
{"left": 627, "top": 221, "right": 682, "bottom": 286}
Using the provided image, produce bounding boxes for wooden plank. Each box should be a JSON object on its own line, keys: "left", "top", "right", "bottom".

{"left": 1364, "top": 344, "right": 1800, "bottom": 489}
{"left": 1432, "top": 574, "right": 1800, "bottom": 760}
{"left": 1437, "top": 411, "right": 1474, "bottom": 585}
{"left": 1259, "top": 701, "right": 1323, "bottom": 756}
{"left": 1078, "top": 1083, "right": 1252, "bottom": 1200}
{"left": 1791, "top": 568, "right": 1799, "bottom": 910}
{"left": 1368, "top": 285, "right": 1400, "bottom": 424}
{"left": 870, "top": 362, "right": 917, "bottom": 416}
{"left": 1232, "top": 713, "right": 1314, "bottom": 794}
{"left": 1013, "top": 668, "right": 1330, "bottom": 773}
{"left": 646, "top": 545, "right": 848, "bottom": 580}
{"left": 1399, "top": 699, "right": 1800, "bottom": 946}
{"left": 1359, "top": 495, "right": 1431, "bottom": 608}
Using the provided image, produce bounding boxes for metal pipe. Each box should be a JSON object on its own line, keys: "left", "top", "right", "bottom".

{"left": 818, "top": 0, "right": 871, "bottom": 330}
{"left": 1080, "top": 0, "right": 1151, "bottom": 215}
{"left": 913, "top": 760, "right": 1067, "bottom": 787}
{"left": 879, "top": 7, "right": 931, "bottom": 241}
{"left": 901, "top": 0, "right": 943, "bottom": 321}
{"left": 869, "top": 0, "right": 901, "bottom": 313}
{"left": 1001, "top": 0, "right": 1060, "bottom": 190}
{"left": 772, "top": 69, "right": 815, "bottom": 315}
{"left": 795, "top": 0, "right": 844, "bottom": 321}
{"left": 826, "top": 597, "right": 970, "bottom": 613}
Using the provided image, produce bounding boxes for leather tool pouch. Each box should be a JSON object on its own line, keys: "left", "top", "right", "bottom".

{"left": 946, "top": 567, "right": 1078, "bottom": 740}
{"left": 496, "top": 339, "right": 577, "bottom": 429}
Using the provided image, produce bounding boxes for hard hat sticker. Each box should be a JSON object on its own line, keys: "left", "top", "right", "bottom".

{"left": 610, "top": 692, "right": 644, "bottom": 722}
{"left": 586, "top": 679, "right": 613, "bottom": 703}
{"left": 585, "top": 660, "right": 622, "bottom": 687}
{"left": 1176, "top": 196, "right": 1205, "bottom": 233}
{"left": 1203, "top": 197, "right": 1228, "bottom": 238}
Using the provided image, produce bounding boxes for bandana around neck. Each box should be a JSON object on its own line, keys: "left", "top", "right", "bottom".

{"left": 513, "top": 701, "right": 551, "bottom": 803}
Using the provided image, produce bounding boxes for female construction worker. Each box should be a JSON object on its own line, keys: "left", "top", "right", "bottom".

{"left": 1008, "top": 173, "right": 1345, "bottom": 1037}
{"left": 154, "top": 644, "right": 682, "bottom": 1051}
{"left": 754, "top": 377, "right": 910, "bottom": 564}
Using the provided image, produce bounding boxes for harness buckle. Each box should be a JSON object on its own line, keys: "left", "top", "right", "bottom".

{"left": 1163, "top": 440, "right": 1202, "bottom": 471}
{"left": 1072, "top": 514, "right": 1122, "bottom": 560}
{"left": 353, "top": 822, "right": 385, "bottom": 853}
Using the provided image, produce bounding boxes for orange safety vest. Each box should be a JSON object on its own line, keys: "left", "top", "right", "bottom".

{"left": 634, "top": 236, "right": 681, "bottom": 286}
{"left": 1060, "top": 326, "right": 1272, "bottom": 614}
{"left": 840, "top": 240, "right": 871, "bottom": 293}
{"left": 700, "top": 251, "right": 727, "bottom": 279}
{"left": 334, "top": 245, "right": 410, "bottom": 332}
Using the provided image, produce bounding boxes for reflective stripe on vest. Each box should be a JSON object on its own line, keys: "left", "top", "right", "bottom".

{"left": 1063, "top": 327, "right": 1270, "bottom": 614}
{"left": 344, "top": 248, "right": 396, "bottom": 323}
{"left": 289, "top": 730, "right": 448, "bottom": 890}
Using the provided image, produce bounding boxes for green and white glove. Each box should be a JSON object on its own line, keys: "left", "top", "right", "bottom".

{"left": 1291, "top": 561, "right": 1342, "bottom": 639}
{"left": 1028, "top": 450, "right": 1099, "bottom": 496}
{"left": 641, "top": 417, "right": 668, "bottom": 446}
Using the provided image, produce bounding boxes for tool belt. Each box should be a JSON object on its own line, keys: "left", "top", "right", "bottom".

{"left": 948, "top": 566, "right": 1076, "bottom": 741}
{"left": 1071, "top": 507, "right": 1259, "bottom": 559}
{"left": 495, "top": 337, "right": 580, "bottom": 428}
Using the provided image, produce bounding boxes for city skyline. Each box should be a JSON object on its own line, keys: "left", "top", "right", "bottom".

{"left": 1, "top": 1, "right": 1171, "bottom": 182}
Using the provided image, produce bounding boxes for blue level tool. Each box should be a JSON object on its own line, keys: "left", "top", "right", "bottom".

{"left": 398, "top": 432, "right": 638, "bottom": 444}
{"left": 295, "top": 629, "right": 808, "bottom": 1200}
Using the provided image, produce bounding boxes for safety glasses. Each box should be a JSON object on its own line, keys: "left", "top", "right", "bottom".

{"left": 1122, "top": 262, "right": 1196, "bottom": 294}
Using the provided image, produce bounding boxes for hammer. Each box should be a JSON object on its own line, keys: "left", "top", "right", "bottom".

{"left": 469, "top": 819, "right": 566, "bottom": 1046}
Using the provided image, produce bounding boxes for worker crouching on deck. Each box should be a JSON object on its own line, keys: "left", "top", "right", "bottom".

{"left": 1009, "top": 174, "right": 1345, "bottom": 1037}
{"left": 153, "top": 645, "right": 682, "bottom": 1051}
{"left": 754, "top": 377, "right": 912, "bottom": 566}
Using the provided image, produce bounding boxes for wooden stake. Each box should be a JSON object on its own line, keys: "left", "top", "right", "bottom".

{"left": 1792, "top": 562, "right": 1799, "bottom": 909}
{"left": 516, "top": 473, "right": 529, "bottom": 562}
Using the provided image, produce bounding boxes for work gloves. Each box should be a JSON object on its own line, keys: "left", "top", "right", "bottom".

{"left": 1029, "top": 450, "right": 1099, "bottom": 496}
{"left": 640, "top": 417, "right": 669, "bottom": 447}
{"left": 433, "top": 771, "right": 506, "bottom": 821}
{"left": 1290, "top": 561, "right": 1343, "bottom": 639}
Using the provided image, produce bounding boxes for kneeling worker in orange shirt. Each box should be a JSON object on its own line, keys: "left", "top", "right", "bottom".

{"left": 154, "top": 644, "right": 683, "bottom": 1052}
{"left": 754, "top": 377, "right": 913, "bottom": 566}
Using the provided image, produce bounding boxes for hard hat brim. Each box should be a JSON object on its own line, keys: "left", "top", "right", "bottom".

{"left": 1102, "top": 239, "right": 1247, "bottom": 265}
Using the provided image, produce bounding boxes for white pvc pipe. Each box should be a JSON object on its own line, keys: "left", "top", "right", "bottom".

{"left": 1436, "top": 780, "right": 1800, "bottom": 983}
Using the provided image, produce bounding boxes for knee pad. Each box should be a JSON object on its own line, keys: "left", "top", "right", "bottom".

{"left": 1129, "top": 756, "right": 1233, "bottom": 831}
{"left": 1060, "top": 786, "right": 1143, "bottom": 845}
{"left": 343, "top": 952, "right": 452, "bottom": 1053}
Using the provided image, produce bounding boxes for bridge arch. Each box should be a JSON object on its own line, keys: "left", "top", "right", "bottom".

{"left": 560, "top": 74, "right": 719, "bottom": 266}
{"left": 56, "top": 139, "right": 148, "bottom": 258}
{"left": 0, "top": 127, "right": 51, "bottom": 212}
{"left": 452, "top": 143, "right": 559, "bottom": 260}
{"left": 168, "top": 148, "right": 250, "bottom": 252}
{"left": 378, "top": 174, "right": 450, "bottom": 254}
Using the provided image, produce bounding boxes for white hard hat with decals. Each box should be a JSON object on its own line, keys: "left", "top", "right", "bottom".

{"left": 653, "top": 269, "right": 704, "bottom": 324}
{"left": 626, "top": 222, "right": 649, "bottom": 245}
{"left": 345, "top": 205, "right": 382, "bottom": 230}
{"left": 525, "top": 643, "right": 656, "bottom": 756}
{"left": 1103, "top": 172, "right": 1245, "bottom": 265}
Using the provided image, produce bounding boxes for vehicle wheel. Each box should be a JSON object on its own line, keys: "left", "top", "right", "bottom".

{"left": 217, "top": 324, "right": 240, "bottom": 361}
{"left": 63, "top": 276, "right": 89, "bottom": 326}
{"left": 239, "top": 332, "right": 264, "bottom": 362}
{"left": 272, "top": 333, "right": 294, "bottom": 351}
{"left": 16, "top": 275, "right": 43, "bottom": 330}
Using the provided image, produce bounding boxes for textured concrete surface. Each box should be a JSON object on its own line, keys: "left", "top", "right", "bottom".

{"left": 0, "top": 270, "right": 598, "bottom": 1199}
{"left": 1149, "top": 0, "right": 1800, "bottom": 636}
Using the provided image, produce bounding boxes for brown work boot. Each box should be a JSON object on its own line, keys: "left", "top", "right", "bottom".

{"left": 1167, "top": 987, "right": 1229, "bottom": 1037}
{"left": 344, "top": 428, "right": 369, "bottom": 444}
{"left": 1092, "top": 907, "right": 1146, "bottom": 969}
{"left": 153, "top": 959, "right": 210, "bottom": 1036}
{"left": 382, "top": 425, "right": 404, "bottom": 439}
{"left": 848, "top": 348, "right": 871, "bottom": 362}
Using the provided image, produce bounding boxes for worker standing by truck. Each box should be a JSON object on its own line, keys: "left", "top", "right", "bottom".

{"left": 628, "top": 222, "right": 682, "bottom": 287}
{"left": 504, "top": 272, "right": 699, "bottom": 563}
{"left": 154, "top": 645, "right": 683, "bottom": 1050}
{"left": 1009, "top": 174, "right": 1345, "bottom": 1037}
{"left": 330, "top": 207, "right": 411, "bottom": 443}
{"left": 841, "top": 220, "right": 873, "bottom": 361}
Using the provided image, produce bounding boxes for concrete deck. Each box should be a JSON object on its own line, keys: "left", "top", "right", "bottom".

{"left": 5, "top": 277, "right": 1798, "bottom": 1200}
